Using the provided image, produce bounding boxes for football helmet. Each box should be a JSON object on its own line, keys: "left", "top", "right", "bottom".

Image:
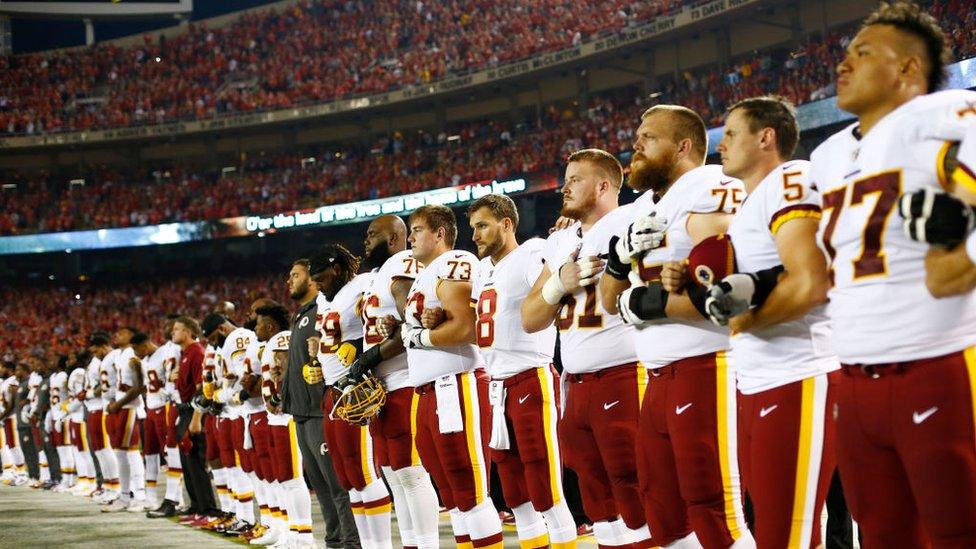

{"left": 330, "top": 374, "right": 386, "bottom": 425}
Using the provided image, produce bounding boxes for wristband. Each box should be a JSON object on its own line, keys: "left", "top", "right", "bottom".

{"left": 629, "top": 282, "right": 670, "bottom": 321}
{"left": 751, "top": 265, "right": 785, "bottom": 308}
{"left": 420, "top": 329, "right": 433, "bottom": 348}
{"left": 605, "top": 236, "right": 631, "bottom": 280}
{"left": 686, "top": 284, "right": 710, "bottom": 319}
{"left": 541, "top": 270, "right": 568, "bottom": 305}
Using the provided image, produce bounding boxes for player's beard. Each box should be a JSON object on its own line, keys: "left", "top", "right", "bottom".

{"left": 628, "top": 152, "right": 675, "bottom": 193}
{"left": 476, "top": 236, "right": 503, "bottom": 259}
{"left": 289, "top": 280, "right": 309, "bottom": 300}
{"left": 362, "top": 241, "right": 392, "bottom": 271}
{"left": 559, "top": 192, "right": 596, "bottom": 221}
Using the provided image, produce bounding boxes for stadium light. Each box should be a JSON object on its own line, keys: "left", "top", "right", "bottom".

{"left": 1, "top": 184, "right": 15, "bottom": 190}
{"left": 70, "top": 178, "right": 85, "bottom": 187}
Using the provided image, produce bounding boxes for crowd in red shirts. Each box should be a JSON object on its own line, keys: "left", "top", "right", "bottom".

{"left": 0, "top": 0, "right": 689, "bottom": 136}
{"left": 1, "top": 0, "right": 974, "bottom": 236}
{"left": 0, "top": 273, "right": 288, "bottom": 365}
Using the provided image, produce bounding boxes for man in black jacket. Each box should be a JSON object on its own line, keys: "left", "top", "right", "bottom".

{"left": 282, "top": 257, "right": 360, "bottom": 549}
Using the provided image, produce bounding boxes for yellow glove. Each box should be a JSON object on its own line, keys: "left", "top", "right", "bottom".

{"left": 202, "top": 382, "right": 215, "bottom": 400}
{"left": 60, "top": 403, "right": 69, "bottom": 413}
{"left": 302, "top": 361, "right": 323, "bottom": 385}
{"left": 333, "top": 342, "right": 358, "bottom": 367}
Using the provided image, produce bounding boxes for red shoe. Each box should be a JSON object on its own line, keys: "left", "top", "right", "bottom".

{"left": 178, "top": 514, "right": 199, "bottom": 525}
{"left": 498, "top": 510, "right": 516, "bottom": 526}
{"left": 576, "top": 523, "right": 594, "bottom": 537}
{"left": 190, "top": 515, "right": 218, "bottom": 528}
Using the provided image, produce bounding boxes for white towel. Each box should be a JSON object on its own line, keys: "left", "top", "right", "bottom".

{"left": 243, "top": 414, "right": 253, "bottom": 450}
{"left": 487, "top": 380, "right": 510, "bottom": 450}
{"left": 434, "top": 374, "right": 464, "bottom": 434}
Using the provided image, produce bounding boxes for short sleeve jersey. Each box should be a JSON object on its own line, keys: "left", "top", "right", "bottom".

{"left": 404, "top": 249, "right": 484, "bottom": 385}
{"left": 472, "top": 238, "right": 556, "bottom": 378}
{"left": 542, "top": 206, "right": 637, "bottom": 374}
{"left": 727, "top": 160, "right": 838, "bottom": 394}
{"left": 628, "top": 164, "right": 744, "bottom": 368}
{"left": 362, "top": 250, "right": 423, "bottom": 391}
{"left": 115, "top": 347, "right": 145, "bottom": 410}
{"left": 812, "top": 90, "right": 976, "bottom": 363}
{"left": 316, "top": 272, "right": 374, "bottom": 385}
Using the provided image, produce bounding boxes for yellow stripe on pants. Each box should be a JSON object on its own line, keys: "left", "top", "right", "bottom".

{"left": 536, "top": 366, "right": 563, "bottom": 505}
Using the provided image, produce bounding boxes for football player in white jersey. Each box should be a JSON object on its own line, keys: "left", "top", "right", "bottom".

{"left": 347, "top": 214, "right": 440, "bottom": 549}
{"left": 48, "top": 361, "right": 76, "bottom": 492}
{"left": 103, "top": 327, "right": 148, "bottom": 512}
{"left": 146, "top": 315, "right": 186, "bottom": 518}
{"left": 465, "top": 194, "right": 576, "bottom": 547}
{"left": 703, "top": 96, "right": 838, "bottom": 548}
{"left": 253, "top": 303, "right": 316, "bottom": 548}
{"left": 522, "top": 148, "right": 650, "bottom": 547}
{"left": 303, "top": 244, "right": 394, "bottom": 549}
{"left": 598, "top": 105, "right": 753, "bottom": 549}
{"left": 0, "top": 361, "right": 27, "bottom": 485}
{"left": 204, "top": 313, "right": 262, "bottom": 537}
{"left": 64, "top": 355, "right": 95, "bottom": 496}
{"left": 87, "top": 333, "right": 122, "bottom": 503}
{"left": 399, "top": 204, "right": 504, "bottom": 549}
{"left": 132, "top": 332, "right": 167, "bottom": 510}
{"left": 810, "top": 3, "right": 976, "bottom": 546}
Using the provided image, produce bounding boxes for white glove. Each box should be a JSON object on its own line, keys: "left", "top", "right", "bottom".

{"left": 705, "top": 274, "right": 756, "bottom": 326}
{"left": 401, "top": 323, "right": 433, "bottom": 349}
{"left": 576, "top": 255, "right": 605, "bottom": 286}
{"left": 616, "top": 212, "right": 668, "bottom": 262}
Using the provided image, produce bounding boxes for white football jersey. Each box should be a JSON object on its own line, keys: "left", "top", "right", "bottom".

{"left": 316, "top": 272, "right": 374, "bottom": 385}
{"left": 49, "top": 371, "right": 68, "bottom": 420}
{"left": 144, "top": 345, "right": 170, "bottom": 410}
{"left": 26, "top": 371, "right": 42, "bottom": 416}
{"left": 84, "top": 356, "right": 103, "bottom": 412}
{"left": 67, "top": 368, "right": 87, "bottom": 421}
{"left": 727, "top": 160, "right": 839, "bottom": 394}
{"left": 0, "top": 376, "right": 18, "bottom": 416}
{"left": 542, "top": 206, "right": 638, "bottom": 374}
{"left": 812, "top": 90, "right": 976, "bottom": 363}
{"left": 472, "top": 238, "right": 556, "bottom": 378}
{"left": 115, "top": 347, "right": 145, "bottom": 410}
{"left": 262, "top": 330, "right": 293, "bottom": 426}
{"left": 362, "top": 250, "right": 423, "bottom": 391}
{"left": 158, "top": 340, "right": 182, "bottom": 404}
{"left": 404, "top": 249, "right": 484, "bottom": 385}
{"left": 219, "top": 327, "right": 260, "bottom": 417}
{"left": 628, "top": 164, "right": 744, "bottom": 368}
{"left": 99, "top": 349, "right": 120, "bottom": 405}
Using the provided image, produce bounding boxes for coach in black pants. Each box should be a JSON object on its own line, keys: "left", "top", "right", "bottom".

{"left": 152, "top": 317, "right": 220, "bottom": 519}
{"left": 283, "top": 259, "right": 360, "bottom": 549}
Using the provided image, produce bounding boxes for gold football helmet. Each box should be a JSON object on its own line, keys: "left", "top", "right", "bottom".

{"left": 330, "top": 375, "right": 387, "bottom": 425}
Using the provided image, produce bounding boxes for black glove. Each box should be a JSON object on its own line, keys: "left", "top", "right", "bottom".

{"left": 899, "top": 187, "right": 976, "bottom": 248}
{"left": 348, "top": 345, "right": 383, "bottom": 380}
{"left": 606, "top": 236, "right": 632, "bottom": 280}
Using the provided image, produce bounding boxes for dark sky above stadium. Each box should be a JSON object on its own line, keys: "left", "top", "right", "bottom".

{"left": 12, "top": 0, "right": 280, "bottom": 53}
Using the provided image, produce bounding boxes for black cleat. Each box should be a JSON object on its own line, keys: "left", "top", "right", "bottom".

{"left": 147, "top": 499, "right": 178, "bottom": 518}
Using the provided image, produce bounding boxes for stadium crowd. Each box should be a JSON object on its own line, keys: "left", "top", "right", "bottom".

{"left": 0, "top": 274, "right": 287, "bottom": 364}
{"left": 0, "top": 0, "right": 691, "bottom": 136}
{"left": 2, "top": 0, "right": 975, "bottom": 236}
{"left": 1, "top": 0, "right": 973, "bottom": 138}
